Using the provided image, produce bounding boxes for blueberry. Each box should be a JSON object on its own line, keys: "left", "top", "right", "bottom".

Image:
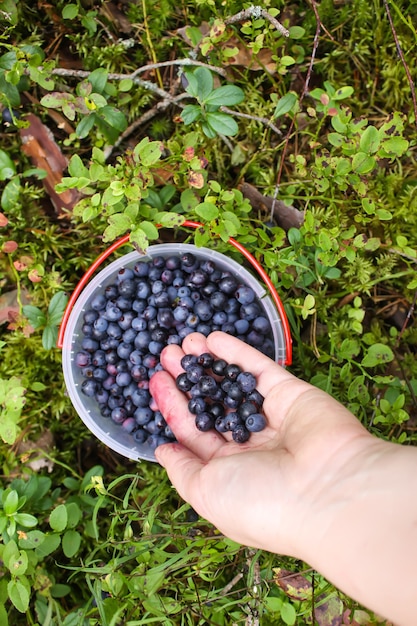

{"left": 134, "top": 407, "right": 153, "bottom": 425}
{"left": 186, "top": 364, "right": 204, "bottom": 384}
{"left": 215, "top": 416, "right": 228, "bottom": 433}
{"left": 81, "top": 379, "right": 98, "bottom": 396}
{"left": 237, "top": 371, "right": 257, "bottom": 393}
{"left": 165, "top": 256, "right": 181, "bottom": 270}
{"left": 91, "top": 294, "right": 106, "bottom": 311}
{"left": 122, "top": 417, "right": 136, "bottom": 433}
{"left": 75, "top": 351, "right": 92, "bottom": 367}
{"left": 227, "top": 382, "right": 244, "bottom": 402}
{"left": 188, "top": 396, "right": 206, "bottom": 415}
{"left": 84, "top": 310, "right": 99, "bottom": 324}
{"left": 224, "top": 363, "right": 241, "bottom": 381}
{"left": 116, "top": 371, "right": 132, "bottom": 387}
{"left": 195, "top": 412, "right": 215, "bottom": 432}
{"left": 117, "top": 342, "right": 133, "bottom": 360}
{"left": 245, "top": 413, "right": 267, "bottom": 432}
{"left": 238, "top": 401, "right": 258, "bottom": 420}
{"left": 219, "top": 275, "right": 238, "bottom": 295}
{"left": 235, "top": 285, "right": 255, "bottom": 305}
{"left": 180, "top": 354, "right": 198, "bottom": 370}
{"left": 81, "top": 337, "right": 99, "bottom": 352}
{"left": 111, "top": 407, "right": 127, "bottom": 424}
{"left": 198, "top": 375, "right": 218, "bottom": 396}
{"left": 225, "top": 412, "right": 243, "bottom": 431}
{"left": 133, "top": 262, "right": 149, "bottom": 277}
{"left": 176, "top": 373, "right": 193, "bottom": 392}
{"left": 197, "top": 352, "right": 214, "bottom": 369}
{"left": 253, "top": 316, "right": 271, "bottom": 334}
{"left": 232, "top": 424, "right": 250, "bottom": 443}
{"left": 132, "top": 388, "right": 151, "bottom": 407}
{"left": 93, "top": 368, "right": 107, "bottom": 381}
{"left": 136, "top": 281, "right": 151, "bottom": 299}
{"left": 117, "top": 267, "right": 135, "bottom": 282}
{"left": 212, "top": 359, "right": 227, "bottom": 376}
{"left": 210, "top": 291, "right": 228, "bottom": 311}
{"left": 118, "top": 279, "right": 136, "bottom": 297}
{"left": 209, "top": 403, "right": 225, "bottom": 419}
{"left": 104, "top": 305, "right": 123, "bottom": 322}
{"left": 133, "top": 429, "right": 148, "bottom": 443}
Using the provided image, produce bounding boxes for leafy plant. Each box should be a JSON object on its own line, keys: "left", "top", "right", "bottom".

{"left": 22, "top": 291, "right": 68, "bottom": 350}
{"left": 181, "top": 66, "right": 244, "bottom": 137}
{"left": 0, "top": 376, "right": 25, "bottom": 444}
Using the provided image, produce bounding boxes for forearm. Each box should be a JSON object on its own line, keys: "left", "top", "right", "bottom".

{"left": 304, "top": 440, "right": 417, "bottom": 625}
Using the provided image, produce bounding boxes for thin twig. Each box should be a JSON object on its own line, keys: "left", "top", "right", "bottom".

{"left": 221, "top": 106, "right": 282, "bottom": 136}
{"left": 270, "top": 0, "right": 321, "bottom": 220}
{"left": 382, "top": 0, "right": 417, "bottom": 129}
{"left": 225, "top": 6, "right": 289, "bottom": 38}
{"left": 130, "top": 59, "right": 227, "bottom": 78}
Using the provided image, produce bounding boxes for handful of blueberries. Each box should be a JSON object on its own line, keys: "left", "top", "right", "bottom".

{"left": 176, "top": 352, "right": 266, "bottom": 443}
{"left": 74, "top": 251, "right": 273, "bottom": 452}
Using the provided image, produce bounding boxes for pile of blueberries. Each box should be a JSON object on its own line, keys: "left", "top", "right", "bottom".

{"left": 74, "top": 251, "right": 274, "bottom": 451}
{"left": 176, "top": 352, "right": 266, "bottom": 443}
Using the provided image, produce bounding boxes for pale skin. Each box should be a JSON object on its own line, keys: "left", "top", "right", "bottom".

{"left": 149, "top": 332, "right": 417, "bottom": 626}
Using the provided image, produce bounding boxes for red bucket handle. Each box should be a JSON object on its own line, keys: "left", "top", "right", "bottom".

{"left": 57, "top": 220, "right": 292, "bottom": 365}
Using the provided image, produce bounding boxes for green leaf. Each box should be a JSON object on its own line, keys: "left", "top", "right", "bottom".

{"left": 281, "top": 601, "right": 297, "bottom": 625}
{"left": 280, "top": 55, "right": 296, "bottom": 67}
{"left": 7, "top": 579, "right": 29, "bottom": 613}
{"left": 360, "top": 125, "right": 380, "bottom": 154}
{"left": 361, "top": 343, "right": 394, "bottom": 368}
{"left": 0, "top": 418, "right": 17, "bottom": 445}
{"left": 68, "top": 154, "right": 88, "bottom": 178}
{"left": 195, "top": 201, "right": 219, "bottom": 220}
{"left": 204, "top": 85, "right": 244, "bottom": 107}
{"left": 51, "top": 584, "right": 71, "bottom": 598}
{"left": 1, "top": 177, "right": 21, "bottom": 211}
{"left": 129, "top": 228, "right": 148, "bottom": 254}
{"left": 381, "top": 136, "right": 408, "bottom": 157}
{"left": 288, "top": 25, "right": 305, "bottom": 39}
{"left": 18, "top": 530, "right": 45, "bottom": 550}
{"left": 14, "top": 513, "right": 37, "bottom": 528}
{"left": 35, "top": 533, "right": 60, "bottom": 557}
{"left": 62, "top": 529, "right": 81, "bottom": 557}
{"left": 0, "top": 149, "right": 16, "bottom": 180}
{"left": 75, "top": 114, "right": 96, "bottom": 138}
{"left": 62, "top": 4, "right": 78, "bottom": 19}
{"left": 3, "top": 489, "right": 19, "bottom": 515}
{"left": 205, "top": 112, "right": 239, "bottom": 136}
{"left": 273, "top": 92, "right": 297, "bottom": 118}
{"left": 88, "top": 68, "right": 108, "bottom": 94}
{"left": 180, "top": 104, "right": 201, "bottom": 125}
{"left": 155, "top": 211, "right": 184, "bottom": 228}
{"left": 42, "top": 325, "right": 58, "bottom": 350}
{"left": 99, "top": 105, "right": 127, "bottom": 132}
{"left": 8, "top": 550, "right": 28, "bottom": 576}
{"left": 47, "top": 292, "right": 68, "bottom": 326}
{"left": 333, "top": 86, "right": 354, "bottom": 100}
{"left": 138, "top": 221, "right": 159, "bottom": 240}
{"left": 352, "top": 152, "right": 375, "bottom": 174}
{"left": 134, "top": 138, "right": 163, "bottom": 166}
{"left": 49, "top": 504, "right": 68, "bottom": 532}
{"left": 103, "top": 212, "right": 131, "bottom": 242}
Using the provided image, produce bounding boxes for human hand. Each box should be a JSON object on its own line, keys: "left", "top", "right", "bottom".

{"left": 149, "top": 331, "right": 376, "bottom": 559}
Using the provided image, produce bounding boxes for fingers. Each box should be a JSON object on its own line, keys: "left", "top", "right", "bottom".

{"left": 154, "top": 442, "right": 207, "bottom": 513}
{"left": 149, "top": 368, "right": 225, "bottom": 461}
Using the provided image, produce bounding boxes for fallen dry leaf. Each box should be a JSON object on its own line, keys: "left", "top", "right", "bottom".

{"left": 273, "top": 567, "right": 312, "bottom": 601}
{"left": 17, "top": 429, "right": 55, "bottom": 473}
{"left": 19, "top": 113, "right": 81, "bottom": 215}
{"left": 314, "top": 593, "right": 344, "bottom": 626}
{"left": 0, "top": 288, "right": 31, "bottom": 325}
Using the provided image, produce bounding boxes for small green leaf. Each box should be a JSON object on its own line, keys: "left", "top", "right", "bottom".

{"left": 381, "top": 136, "right": 408, "bottom": 157}
{"left": 281, "top": 601, "right": 297, "bottom": 625}
{"left": 14, "top": 513, "right": 37, "bottom": 528}
{"left": 62, "top": 529, "right": 81, "bottom": 557}
{"left": 205, "top": 112, "right": 239, "bottom": 136}
{"left": 48, "top": 292, "right": 68, "bottom": 326}
{"left": 3, "top": 489, "right": 19, "bottom": 515}
{"left": 195, "top": 201, "right": 219, "bottom": 220}
{"left": 134, "top": 138, "right": 163, "bottom": 166}
{"left": 180, "top": 104, "right": 201, "bottom": 125}
{"left": 23, "top": 304, "right": 47, "bottom": 329}
{"left": 49, "top": 504, "right": 68, "bottom": 532}
{"left": 99, "top": 105, "right": 127, "bottom": 132}
{"left": 7, "top": 579, "right": 29, "bottom": 613}
{"left": 35, "top": 533, "right": 60, "bottom": 557}
{"left": 274, "top": 92, "right": 298, "bottom": 118}
{"left": 352, "top": 152, "right": 375, "bottom": 174}
{"left": 195, "top": 67, "right": 214, "bottom": 100}
{"left": 359, "top": 125, "right": 380, "bottom": 154}
{"left": 361, "top": 343, "right": 394, "bottom": 368}
{"left": 88, "top": 68, "right": 108, "bottom": 94}
{"left": 68, "top": 154, "right": 88, "bottom": 178}
{"left": 203, "top": 85, "right": 244, "bottom": 107}
{"left": 42, "top": 325, "right": 58, "bottom": 350}
{"left": 280, "top": 55, "right": 296, "bottom": 67}
{"left": 51, "top": 584, "right": 72, "bottom": 598}
{"left": 18, "top": 530, "right": 45, "bottom": 550}
{"left": 288, "top": 25, "right": 305, "bottom": 39}
{"left": 75, "top": 114, "right": 96, "bottom": 138}
{"left": 155, "top": 211, "right": 184, "bottom": 228}
{"left": 333, "top": 86, "right": 354, "bottom": 100}
{"left": 1, "top": 177, "right": 21, "bottom": 211}
{"left": 0, "top": 149, "right": 16, "bottom": 180}
{"left": 62, "top": 4, "right": 78, "bottom": 19}
{"left": 138, "top": 221, "right": 159, "bottom": 240}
